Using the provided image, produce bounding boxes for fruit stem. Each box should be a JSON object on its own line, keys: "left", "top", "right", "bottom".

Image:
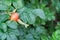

{"left": 13, "top": 9, "right": 17, "bottom": 13}
{"left": 18, "top": 19, "right": 29, "bottom": 28}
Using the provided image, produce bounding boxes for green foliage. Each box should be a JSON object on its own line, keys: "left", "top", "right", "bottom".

{"left": 6, "top": 20, "right": 18, "bottom": 29}
{"left": 0, "top": 14, "right": 10, "bottom": 22}
{"left": 0, "top": 23, "right": 7, "bottom": 32}
{"left": 0, "top": 0, "right": 60, "bottom": 40}
{"left": 52, "top": 30, "right": 60, "bottom": 40}
{"left": 32, "top": 9, "right": 46, "bottom": 20}
{"left": 18, "top": 7, "right": 36, "bottom": 24}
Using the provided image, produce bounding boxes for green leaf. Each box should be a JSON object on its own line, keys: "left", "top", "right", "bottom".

{"left": 44, "top": 8, "right": 55, "bottom": 21}
{"left": 32, "top": 9, "right": 46, "bottom": 20}
{"left": 0, "top": 23, "right": 7, "bottom": 32}
{"left": 52, "top": 30, "right": 60, "bottom": 40}
{"left": 8, "top": 29, "right": 19, "bottom": 36}
{"left": 1, "top": 33, "right": 7, "bottom": 40}
{"left": 0, "top": 30, "right": 3, "bottom": 39}
{"left": 0, "top": 30, "right": 7, "bottom": 40}
{"left": 7, "top": 34, "right": 17, "bottom": 40}
{"left": 20, "top": 12, "right": 35, "bottom": 24}
{"left": 51, "top": 0, "right": 59, "bottom": 7}
{"left": 13, "top": 0, "right": 23, "bottom": 9}
{"left": 41, "top": 35, "right": 50, "bottom": 40}
{"left": 18, "top": 7, "right": 36, "bottom": 24}
{"left": 27, "top": 12, "right": 36, "bottom": 24}
{"left": 56, "top": 2, "right": 60, "bottom": 12}
{"left": 35, "top": 17, "right": 45, "bottom": 25}
{"left": 0, "top": 0, "right": 11, "bottom": 10}
{"left": 0, "top": 14, "right": 10, "bottom": 22}
{"left": 25, "top": 34, "right": 34, "bottom": 40}
{"left": 0, "top": 4, "right": 8, "bottom": 10}
{"left": 55, "top": 22, "right": 60, "bottom": 30}
{"left": 6, "top": 20, "right": 18, "bottom": 29}
{"left": 6, "top": 28, "right": 19, "bottom": 40}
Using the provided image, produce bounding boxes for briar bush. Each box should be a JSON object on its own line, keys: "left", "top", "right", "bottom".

{"left": 0, "top": 0, "right": 60, "bottom": 40}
